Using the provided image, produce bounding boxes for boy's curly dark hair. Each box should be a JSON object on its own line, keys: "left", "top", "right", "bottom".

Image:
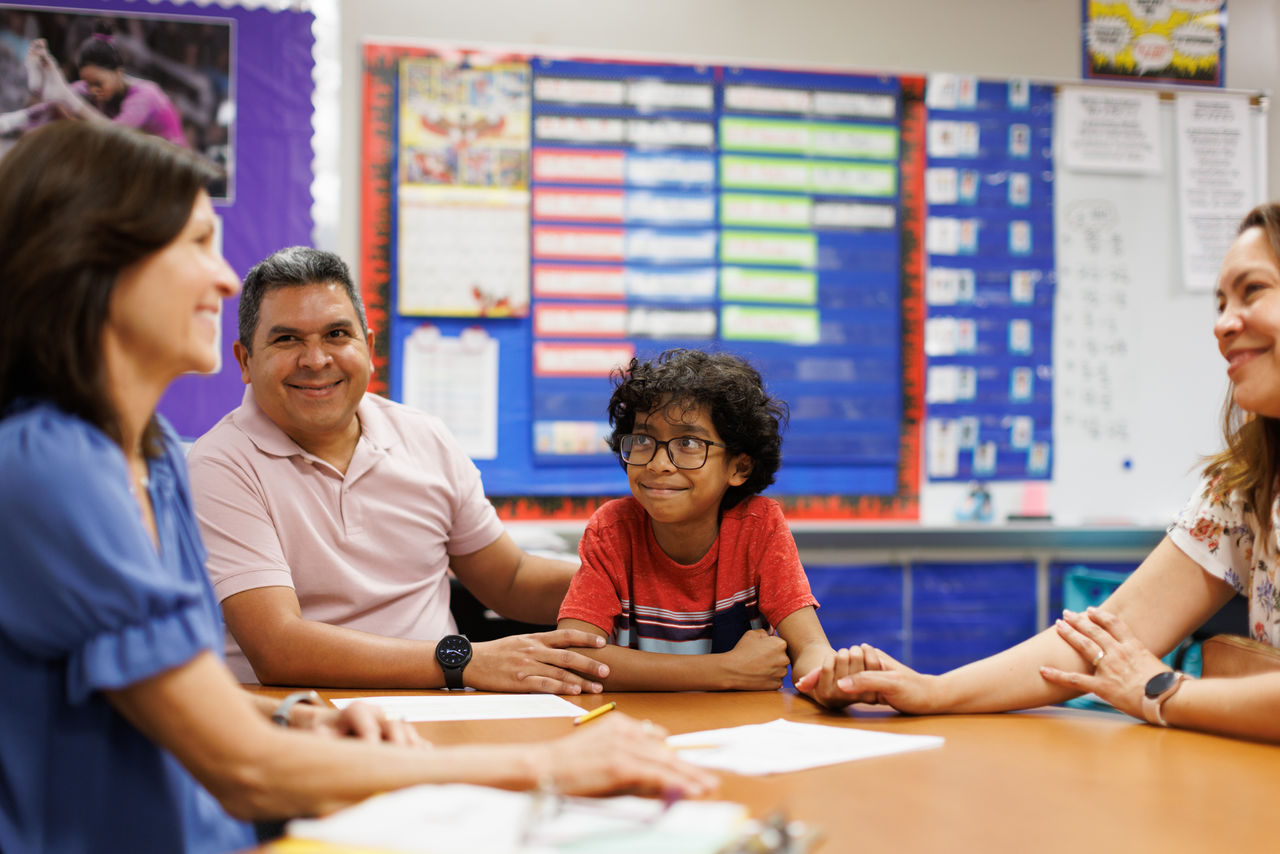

{"left": 606, "top": 349, "right": 789, "bottom": 510}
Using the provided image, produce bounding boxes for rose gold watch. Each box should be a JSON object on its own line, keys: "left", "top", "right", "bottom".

{"left": 1141, "top": 670, "right": 1186, "bottom": 727}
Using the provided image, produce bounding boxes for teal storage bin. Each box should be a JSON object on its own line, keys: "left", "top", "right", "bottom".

{"left": 1060, "top": 566, "right": 1201, "bottom": 711}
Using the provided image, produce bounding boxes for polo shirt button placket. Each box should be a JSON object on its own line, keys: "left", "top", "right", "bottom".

{"left": 341, "top": 480, "right": 363, "bottom": 535}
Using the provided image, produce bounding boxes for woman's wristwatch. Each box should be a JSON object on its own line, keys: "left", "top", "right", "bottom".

{"left": 271, "top": 690, "right": 324, "bottom": 727}
{"left": 1141, "top": 671, "right": 1187, "bottom": 727}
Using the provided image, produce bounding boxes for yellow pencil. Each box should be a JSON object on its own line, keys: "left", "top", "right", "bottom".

{"left": 573, "top": 701, "right": 617, "bottom": 726}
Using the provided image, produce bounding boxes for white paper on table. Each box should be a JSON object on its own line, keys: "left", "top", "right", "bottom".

{"left": 666, "top": 718, "right": 943, "bottom": 775}
{"left": 287, "top": 783, "right": 748, "bottom": 854}
{"left": 329, "top": 693, "right": 584, "bottom": 722}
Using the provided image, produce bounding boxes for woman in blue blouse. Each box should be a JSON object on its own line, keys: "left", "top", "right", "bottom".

{"left": 0, "top": 121, "right": 713, "bottom": 854}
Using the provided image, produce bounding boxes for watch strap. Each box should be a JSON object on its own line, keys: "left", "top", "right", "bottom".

{"left": 271, "top": 690, "right": 324, "bottom": 727}
{"left": 1141, "top": 672, "right": 1186, "bottom": 727}
{"left": 443, "top": 664, "right": 466, "bottom": 690}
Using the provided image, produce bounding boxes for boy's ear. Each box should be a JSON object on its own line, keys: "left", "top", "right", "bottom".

{"left": 729, "top": 454, "right": 753, "bottom": 486}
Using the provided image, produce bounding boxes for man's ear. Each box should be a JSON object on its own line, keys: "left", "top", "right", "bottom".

{"left": 729, "top": 454, "right": 753, "bottom": 487}
{"left": 232, "top": 340, "right": 252, "bottom": 385}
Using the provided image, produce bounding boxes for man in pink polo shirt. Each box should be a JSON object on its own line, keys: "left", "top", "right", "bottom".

{"left": 188, "top": 247, "right": 610, "bottom": 692}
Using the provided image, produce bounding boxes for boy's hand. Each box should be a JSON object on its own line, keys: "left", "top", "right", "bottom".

{"left": 720, "top": 628, "right": 789, "bottom": 690}
{"left": 797, "top": 644, "right": 941, "bottom": 714}
{"left": 795, "top": 646, "right": 873, "bottom": 709}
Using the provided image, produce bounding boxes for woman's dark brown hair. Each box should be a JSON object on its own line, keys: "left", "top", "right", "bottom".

{"left": 1202, "top": 202, "right": 1280, "bottom": 549}
{"left": 0, "top": 120, "right": 218, "bottom": 454}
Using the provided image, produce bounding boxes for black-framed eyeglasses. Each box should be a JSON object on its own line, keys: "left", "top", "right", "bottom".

{"left": 618, "top": 433, "right": 727, "bottom": 470}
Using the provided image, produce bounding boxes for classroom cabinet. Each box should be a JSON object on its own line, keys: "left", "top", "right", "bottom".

{"left": 806, "top": 558, "right": 1142, "bottom": 675}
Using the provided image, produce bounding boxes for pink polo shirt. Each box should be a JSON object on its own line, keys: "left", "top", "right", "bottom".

{"left": 187, "top": 389, "right": 505, "bottom": 682}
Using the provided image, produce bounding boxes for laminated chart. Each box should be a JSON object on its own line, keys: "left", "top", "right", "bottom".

{"left": 922, "top": 75, "right": 1055, "bottom": 481}
{"left": 529, "top": 60, "right": 721, "bottom": 467}
{"left": 528, "top": 60, "right": 908, "bottom": 496}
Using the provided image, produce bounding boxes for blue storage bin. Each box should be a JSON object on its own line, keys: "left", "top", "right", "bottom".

{"left": 805, "top": 564, "right": 905, "bottom": 662}
{"left": 912, "top": 562, "right": 1038, "bottom": 675}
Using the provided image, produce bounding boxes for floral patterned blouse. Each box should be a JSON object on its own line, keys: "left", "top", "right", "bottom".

{"left": 1168, "top": 476, "right": 1280, "bottom": 648}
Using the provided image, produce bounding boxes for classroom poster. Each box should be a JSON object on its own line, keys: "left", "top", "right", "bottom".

{"left": 1, "top": 1, "right": 315, "bottom": 439}
{"left": 0, "top": 4, "right": 233, "bottom": 198}
{"left": 1059, "top": 87, "right": 1162, "bottom": 175}
{"left": 1082, "top": 0, "right": 1226, "bottom": 87}
{"left": 1175, "top": 91, "right": 1255, "bottom": 292}
{"left": 396, "top": 55, "right": 531, "bottom": 316}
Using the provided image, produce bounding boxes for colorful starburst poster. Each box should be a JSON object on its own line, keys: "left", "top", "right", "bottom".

{"left": 1082, "top": 1, "right": 1226, "bottom": 86}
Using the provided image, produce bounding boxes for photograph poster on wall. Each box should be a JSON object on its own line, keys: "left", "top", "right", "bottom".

{"left": 0, "top": 4, "right": 234, "bottom": 199}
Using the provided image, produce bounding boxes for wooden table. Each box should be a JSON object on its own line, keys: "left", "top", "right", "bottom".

{"left": 248, "top": 686, "right": 1279, "bottom": 853}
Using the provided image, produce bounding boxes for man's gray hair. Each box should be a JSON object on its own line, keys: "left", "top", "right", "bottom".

{"left": 238, "top": 246, "right": 367, "bottom": 350}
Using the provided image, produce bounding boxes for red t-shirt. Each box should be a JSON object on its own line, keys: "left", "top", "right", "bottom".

{"left": 559, "top": 495, "right": 817, "bottom": 653}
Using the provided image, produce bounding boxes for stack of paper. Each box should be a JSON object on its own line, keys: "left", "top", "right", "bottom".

{"left": 284, "top": 784, "right": 747, "bottom": 854}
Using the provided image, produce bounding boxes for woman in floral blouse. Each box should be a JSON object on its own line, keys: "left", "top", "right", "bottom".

{"left": 799, "top": 202, "right": 1280, "bottom": 743}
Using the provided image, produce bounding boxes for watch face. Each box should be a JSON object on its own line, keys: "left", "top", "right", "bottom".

{"left": 1145, "top": 670, "right": 1177, "bottom": 698}
{"left": 437, "top": 635, "right": 471, "bottom": 667}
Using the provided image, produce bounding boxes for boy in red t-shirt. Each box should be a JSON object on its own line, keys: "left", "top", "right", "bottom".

{"left": 558, "top": 349, "right": 865, "bottom": 709}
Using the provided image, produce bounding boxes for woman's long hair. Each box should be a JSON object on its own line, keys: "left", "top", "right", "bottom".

{"left": 1202, "top": 202, "right": 1280, "bottom": 548}
{"left": 0, "top": 120, "right": 218, "bottom": 453}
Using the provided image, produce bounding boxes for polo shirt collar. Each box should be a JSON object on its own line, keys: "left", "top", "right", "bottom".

{"left": 352, "top": 393, "right": 400, "bottom": 452}
{"left": 231, "top": 387, "right": 403, "bottom": 461}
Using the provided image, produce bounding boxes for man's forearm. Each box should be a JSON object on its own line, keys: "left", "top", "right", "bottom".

{"left": 241, "top": 619, "right": 447, "bottom": 689}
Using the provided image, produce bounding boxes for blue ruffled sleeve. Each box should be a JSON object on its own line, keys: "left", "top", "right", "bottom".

{"left": 0, "top": 407, "right": 219, "bottom": 703}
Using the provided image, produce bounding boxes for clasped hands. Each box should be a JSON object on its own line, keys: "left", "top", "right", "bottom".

{"left": 792, "top": 606, "right": 1171, "bottom": 717}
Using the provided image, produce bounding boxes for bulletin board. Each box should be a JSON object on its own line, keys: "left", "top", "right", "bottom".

{"left": 360, "top": 41, "right": 926, "bottom": 519}
{"left": 359, "top": 41, "right": 1265, "bottom": 524}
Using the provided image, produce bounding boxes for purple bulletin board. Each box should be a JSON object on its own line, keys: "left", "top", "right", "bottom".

{"left": 0, "top": 0, "right": 315, "bottom": 439}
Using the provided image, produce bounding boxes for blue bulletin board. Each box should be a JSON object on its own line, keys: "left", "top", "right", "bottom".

{"left": 363, "top": 43, "right": 929, "bottom": 519}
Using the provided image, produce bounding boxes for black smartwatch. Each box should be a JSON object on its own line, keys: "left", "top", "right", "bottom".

{"left": 435, "top": 634, "right": 472, "bottom": 690}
